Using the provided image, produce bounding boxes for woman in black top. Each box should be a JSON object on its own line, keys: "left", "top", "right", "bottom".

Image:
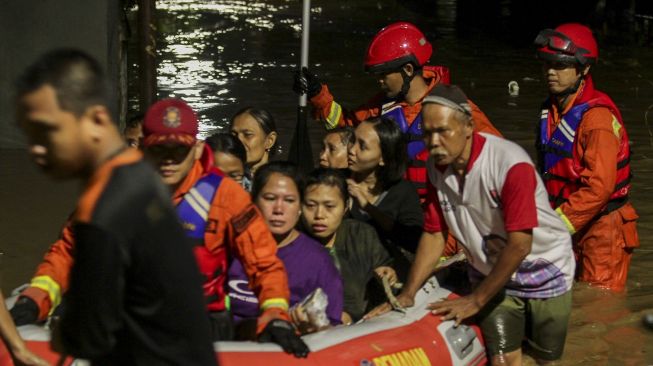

{"left": 347, "top": 117, "right": 423, "bottom": 279}
{"left": 302, "top": 168, "right": 395, "bottom": 323}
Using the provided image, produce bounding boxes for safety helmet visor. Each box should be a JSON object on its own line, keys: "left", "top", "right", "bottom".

{"left": 535, "top": 29, "right": 593, "bottom": 65}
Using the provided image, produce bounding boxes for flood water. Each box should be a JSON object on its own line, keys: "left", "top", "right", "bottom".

{"left": 2, "top": 0, "right": 653, "bottom": 364}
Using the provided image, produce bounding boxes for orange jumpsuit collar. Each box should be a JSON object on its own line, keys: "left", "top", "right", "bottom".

{"left": 172, "top": 144, "right": 215, "bottom": 203}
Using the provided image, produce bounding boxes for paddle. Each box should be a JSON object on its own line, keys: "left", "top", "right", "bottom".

{"left": 288, "top": 0, "right": 314, "bottom": 174}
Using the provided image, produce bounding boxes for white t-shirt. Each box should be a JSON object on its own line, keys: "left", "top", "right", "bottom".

{"left": 424, "top": 133, "right": 574, "bottom": 298}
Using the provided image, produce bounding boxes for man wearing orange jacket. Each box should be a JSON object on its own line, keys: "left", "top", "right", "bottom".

{"left": 294, "top": 22, "right": 502, "bottom": 200}
{"left": 11, "top": 98, "right": 309, "bottom": 357}
{"left": 534, "top": 23, "right": 639, "bottom": 291}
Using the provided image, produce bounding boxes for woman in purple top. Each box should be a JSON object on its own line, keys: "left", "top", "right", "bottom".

{"left": 227, "top": 162, "right": 343, "bottom": 337}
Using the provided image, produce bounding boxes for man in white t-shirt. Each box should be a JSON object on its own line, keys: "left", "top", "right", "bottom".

{"left": 367, "top": 84, "right": 575, "bottom": 365}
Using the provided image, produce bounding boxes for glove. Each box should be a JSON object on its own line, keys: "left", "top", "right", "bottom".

{"left": 10, "top": 296, "right": 40, "bottom": 326}
{"left": 293, "top": 67, "right": 322, "bottom": 98}
{"left": 259, "top": 319, "right": 310, "bottom": 358}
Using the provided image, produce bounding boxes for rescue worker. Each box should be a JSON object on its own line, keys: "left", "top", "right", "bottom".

{"left": 534, "top": 23, "right": 639, "bottom": 291}
{"left": 367, "top": 85, "right": 576, "bottom": 365}
{"left": 293, "top": 21, "right": 502, "bottom": 198}
{"left": 142, "top": 98, "right": 309, "bottom": 356}
{"left": 10, "top": 99, "right": 309, "bottom": 357}
{"left": 15, "top": 49, "right": 216, "bottom": 365}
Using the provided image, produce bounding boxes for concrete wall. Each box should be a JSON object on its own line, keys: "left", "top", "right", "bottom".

{"left": 0, "top": 0, "right": 121, "bottom": 148}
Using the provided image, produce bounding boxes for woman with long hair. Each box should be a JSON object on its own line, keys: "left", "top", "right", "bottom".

{"left": 347, "top": 117, "right": 423, "bottom": 279}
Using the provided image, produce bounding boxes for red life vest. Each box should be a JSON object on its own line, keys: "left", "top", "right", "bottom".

{"left": 381, "top": 65, "right": 450, "bottom": 198}
{"left": 176, "top": 170, "right": 229, "bottom": 312}
{"left": 537, "top": 78, "right": 632, "bottom": 213}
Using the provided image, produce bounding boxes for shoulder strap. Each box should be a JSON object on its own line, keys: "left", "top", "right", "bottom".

{"left": 176, "top": 172, "right": 223, "bottom": 240}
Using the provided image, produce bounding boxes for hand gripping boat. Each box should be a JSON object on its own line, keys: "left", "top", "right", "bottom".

{"left": 0, "top": 277, "right": 487, "bottom": 366}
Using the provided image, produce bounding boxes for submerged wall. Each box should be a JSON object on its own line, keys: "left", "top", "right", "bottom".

{"left": 0, "top": 0, "right": 121, "bottom": 148}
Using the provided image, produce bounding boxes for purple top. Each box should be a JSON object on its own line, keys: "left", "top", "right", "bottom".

{"left": 227, "top": 232, "right": 343, "bottom": 325}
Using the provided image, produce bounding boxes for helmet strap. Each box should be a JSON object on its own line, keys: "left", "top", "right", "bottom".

{"left": 553, "top": 74, "right": 584, "bottom": 101}
{"left": 398, "top": 67, "right": 416, "bottom": 99}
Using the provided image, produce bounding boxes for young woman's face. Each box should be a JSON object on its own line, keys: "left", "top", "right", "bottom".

{"left": 255, "top": 173, "right": 301, "bottom": 237}
{"left": 213, "top": 151, "right": 245, "bottom": 183}
{"left": 302, "top": 183, "right": 346, "bottom": 241}
{"left": 348, "top": 121, "right": 383, "bottom": 174}
{"left": 319, "top": 132, "right": 349, "bottom": 169}
{"left": 230, "top": 113, "right": 276, "bottom": 167}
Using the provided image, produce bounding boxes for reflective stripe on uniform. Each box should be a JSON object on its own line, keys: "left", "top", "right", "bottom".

{"left": 30, "top": 275, "right": 61, "bottom": 314}
{"left": 555, "top": 207, "right": 576, "bottom": 234}
{"left": 325, "top": 101, "right": 343, "bottom": 130}
{"left": 260, "top": 297, "right": 289, "bottom": 311}
{"left": 186, "top": 187, "right": 210, "bottom": 220}
{"left": 611, "top": 115, "right": 621, "bottom": 138}
{"left": 558, "top": 118, "right": 576, "bottom": 143}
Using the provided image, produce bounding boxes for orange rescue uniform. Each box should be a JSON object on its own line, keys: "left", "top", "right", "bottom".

{"left": 21, "top": 145, "right": 291, "bottom": 330}
{"left": 310, "top": 67, "right": 502, "bottom": 137}
{"left": 542, "top": 78, "right": 639, "bottom": 291}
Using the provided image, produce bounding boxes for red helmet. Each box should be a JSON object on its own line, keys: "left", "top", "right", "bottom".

{"left": 365, "top": 22, "right": 433, "bottom": 73}
{"left": 535, "top": 23, "right": 598, "bottom": 65}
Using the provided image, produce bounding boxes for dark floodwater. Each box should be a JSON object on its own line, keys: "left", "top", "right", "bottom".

{"left": 2, "top": 0, "right": 653, "bottom": 364}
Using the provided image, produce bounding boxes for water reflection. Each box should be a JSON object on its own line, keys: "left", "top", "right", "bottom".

{"left": 154, "top": 0, "right": 314, "bottom": 138}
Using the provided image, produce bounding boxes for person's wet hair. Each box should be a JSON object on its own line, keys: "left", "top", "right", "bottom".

{"left": 205, "top": 132, "right": 247, "bottom": 166}
{"left": 252, "top": 161, "right": 304, "bottom": 201}
{"left": 326, "top": 126, "right": 354, "bottom": 147}
{"left": 230, "top": 107, "right": 278, "bottom": 155}
{"left": 305, "top": 167, "right": 350, "bottom": 204}
{"left": 15, "top": 48, "right": 110, "bottom": 119}
{"left": 364, "top": 117, "right": 408, "bottom": 188}
{"left": 125, "top": 112, "right": 145, "bottom": 130}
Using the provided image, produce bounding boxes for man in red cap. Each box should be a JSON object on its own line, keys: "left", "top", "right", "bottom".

{"left": 141, "top": 98, "right": 308, "bottom": 356}
{"left": 534, "top": 23, "right": 639, "bottom": 291}
{"left": 14, "top": 49, "right": 216, "bottom": 365}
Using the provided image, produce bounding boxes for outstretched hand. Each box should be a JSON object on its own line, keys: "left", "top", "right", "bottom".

{"left": 363, "top": 292, "right": 414, "bottom": 320}
{"left": 428, "top": 294, "right": 483, "bottom": 326}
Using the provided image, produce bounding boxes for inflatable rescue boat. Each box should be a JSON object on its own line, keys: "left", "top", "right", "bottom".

{"left": 0, "top": 277, "right": 487, "bottom": 366}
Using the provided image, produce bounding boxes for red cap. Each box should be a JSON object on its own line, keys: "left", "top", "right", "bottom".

{"left": 142, "top": 98, "right": 198, "bottom": 147}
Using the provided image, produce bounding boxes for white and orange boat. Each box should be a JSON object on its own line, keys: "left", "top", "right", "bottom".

{"left": 1, "top": 277, "right": 487, "bottom": 366}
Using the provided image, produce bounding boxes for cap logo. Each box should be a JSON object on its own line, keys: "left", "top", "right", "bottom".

{"left": 163, "top": 106, "right": 181, "bottom": 128}
{"left": 419, "top": 37, "right": 426, "bottom": 46}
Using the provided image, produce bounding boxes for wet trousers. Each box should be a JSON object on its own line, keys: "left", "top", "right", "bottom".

{"left": 573, "top": 203, "right": 639, "bottom": 291}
